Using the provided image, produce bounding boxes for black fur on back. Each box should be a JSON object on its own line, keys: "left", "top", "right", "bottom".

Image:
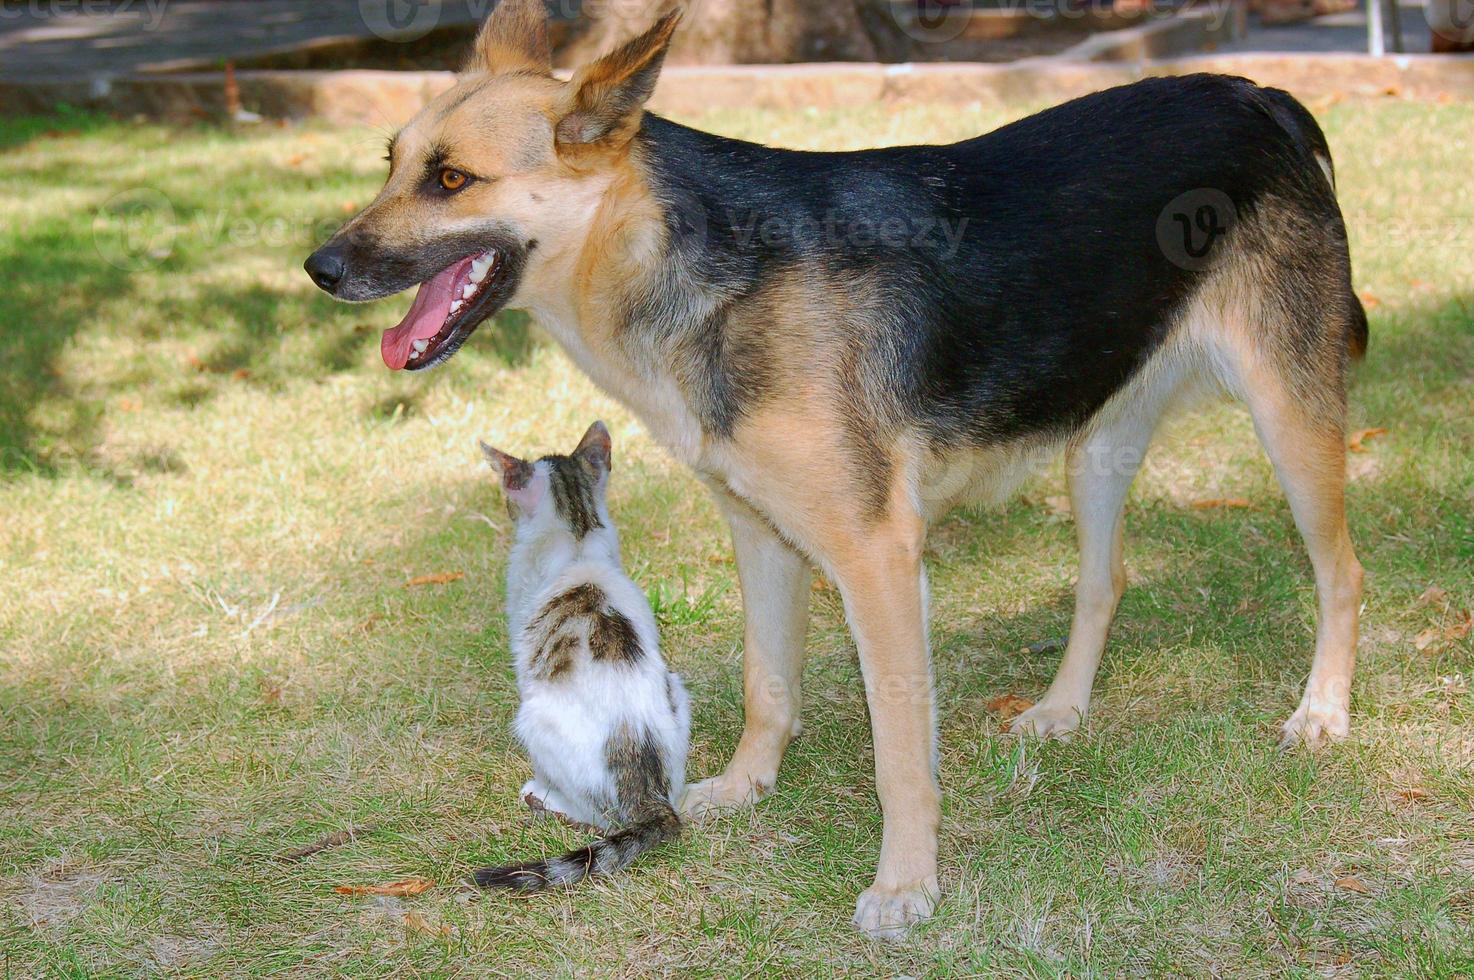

{"left": 625, "top": 73, "right": 1363, "bottom": 450}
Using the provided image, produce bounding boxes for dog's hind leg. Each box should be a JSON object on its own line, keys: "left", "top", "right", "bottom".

{"left": 1011, "top": 409, "right": 1158, "bottom": 739}
{"left": 1239, "top": 369, "right": 1363, "bottom": 747}
{"left": 1212, "top": 269, "right": 1365, "bottom": 746}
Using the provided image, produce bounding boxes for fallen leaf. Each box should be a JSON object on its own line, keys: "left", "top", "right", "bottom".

{"left": 284, "top": 153, "right": 306, "bottom": 167}
{"left": 186, "top": 354, "right": 208, "bottom": 372}
{"left": 1347, "top": 427, "right": 1388, "bottom": 453}
{"left": 259, "top": 679, "right": 282, "bottom": 705}
{"left": 1358, "top": 290, "right": 1381, "bottom": 308}
{"left": 1382, "top": 84, "right": 1402, "bottom": 98}
{"left": 404, "top": 572, "right": 464, "bottom": 587}
{"left": 1446, "top": 609, "right": 1473, "bottom": 642}
{"left": 231, "top": 368, "right": 251, "bottom": 381}
{"left": 1415, "top": 628, "right": 1441, "bottom": 651}
{"left": 1418, "top": 586, "right": 1449, "bottom": 607}
{"left": 334, "top": 877, "right": 435, "bottom": 897}
{"left": 1395, "top": 787, "right": 1431, "bottom": 802}
{"left": 402, "top": 909, "right": 454, "bottom": 938}
{"left": 117, "top": 398, "right": 141, "bottom": 413}
{"left": 1334, "top": 875, "right": 1371, "bottom": 895}
{"left": 1191, "top": 498, "right": 1252, "bottom": 510}
{"left": 986, "top": 694, "right": 1034, "bottom": 723}
{"left": 351, "top": 613, "right": 383, "bottom": 635}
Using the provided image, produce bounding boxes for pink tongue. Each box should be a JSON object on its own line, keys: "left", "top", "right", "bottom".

{"left": 381, "top": 255, "right": 474, "bottom": 370}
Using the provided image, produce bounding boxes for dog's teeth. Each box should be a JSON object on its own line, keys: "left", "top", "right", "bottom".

{"left": 470, "top": 255, "right": 491, "bottom": 282}
{"left": 451, "top": 300, "right": 463, "bottom": 313}
{"left": 461, "top": 283, "right": 476, "bottom": 299}
{"left": 409, "top": 349, "right": 419, "bottom": 360}
{"left": 412, "top": 339, "right": 428, "bottom": 353}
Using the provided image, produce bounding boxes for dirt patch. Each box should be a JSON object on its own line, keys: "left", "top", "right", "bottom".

{"left": 17, "top": 859, "right": 106, "bottom": 931}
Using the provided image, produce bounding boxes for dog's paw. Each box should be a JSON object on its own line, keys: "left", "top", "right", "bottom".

{"left": 1008, "top": 700, "right": 1085, "bottom": 740}
{"left": 852, "top": 876, "right": 939, "bottom": 942}
{"left": 678, "top": 772, "right": 772, "bottom": 820}
{"left": 1279, "top": 699, "right": 1349, "bottom": 750}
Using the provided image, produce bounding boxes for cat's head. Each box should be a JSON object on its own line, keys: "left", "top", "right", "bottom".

{"left": 479, "top": 421, "right": 613, "bottom": 545}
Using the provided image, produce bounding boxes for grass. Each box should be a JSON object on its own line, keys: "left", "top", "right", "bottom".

{"left": 1, "top": 95, "right": 1472, "bottom": 977}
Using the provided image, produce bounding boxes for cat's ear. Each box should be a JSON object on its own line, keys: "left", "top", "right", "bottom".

{"left": 480, "top": 441, "right": 546, "bottom": 512}
{"left": 572, "top": 421, "right": 612, "bottom": 476}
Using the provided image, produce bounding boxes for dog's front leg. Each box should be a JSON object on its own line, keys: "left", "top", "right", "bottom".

{"left": 681, "top": 491, "right": 811, "bottom": 816}
{"left": 831, "top": 515, "right": 941, "bottom": 941}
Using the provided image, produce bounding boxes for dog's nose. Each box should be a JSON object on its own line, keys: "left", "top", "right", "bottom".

{"left": 304, "top": 245, "right": 346, "bottom": 293}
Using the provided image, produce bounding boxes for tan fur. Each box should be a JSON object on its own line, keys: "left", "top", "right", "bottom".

{"left": 464, "top": 0, "right": 551, "bottom": 76}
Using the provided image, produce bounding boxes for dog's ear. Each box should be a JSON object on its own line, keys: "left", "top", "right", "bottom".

{"left": 572, "top": 421, "right": 612, "bottom": 476}
{"left": 480, "top": 441, "right": 547, "bottom": 513}
{"left": 555, "top": 10, "right": 681, "bottom": 149}
{"left": 464, "top": 0, "right": 551, "bottom": 76}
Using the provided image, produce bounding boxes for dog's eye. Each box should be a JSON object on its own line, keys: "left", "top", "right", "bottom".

{"left": 438, "top": 168, "right": 469, "bottom": 192}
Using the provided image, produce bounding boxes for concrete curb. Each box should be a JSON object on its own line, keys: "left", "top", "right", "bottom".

{"left": 2, "top": 54, "right": 1471, "bottom": 126}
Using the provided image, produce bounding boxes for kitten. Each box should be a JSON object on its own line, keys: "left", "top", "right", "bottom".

{"left": 471, "top": 421, "right": 690, "bottom": 891}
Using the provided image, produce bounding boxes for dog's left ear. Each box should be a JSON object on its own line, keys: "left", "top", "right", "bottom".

{"left": 464, "top": 0, "right": 551, "bottom": 76}
{"left": 555, "top": 10, "right": 681, "bottom": 150}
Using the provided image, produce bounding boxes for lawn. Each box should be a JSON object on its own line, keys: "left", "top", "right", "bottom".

{"left": 1, "top": 95, "right": 1472, "bottom": 977}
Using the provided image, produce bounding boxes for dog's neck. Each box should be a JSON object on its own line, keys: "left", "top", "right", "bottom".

{"left": 526, "top": 114, "right": 780, "bottom": 467}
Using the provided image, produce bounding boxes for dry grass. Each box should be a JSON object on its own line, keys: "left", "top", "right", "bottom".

{"left": 1, "top": 97, "right": 1472, "bottom": 976}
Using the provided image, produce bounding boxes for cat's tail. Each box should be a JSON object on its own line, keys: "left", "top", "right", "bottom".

{"left": 471, "top": 799, "right": 680, "bottom": 893}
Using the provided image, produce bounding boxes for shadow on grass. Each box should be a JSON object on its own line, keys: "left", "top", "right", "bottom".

{"left": 0, "top": 256, "right": 536, "bottom": 481}
{"left": 0, "top": 111, "right": 115, "bottom": 154}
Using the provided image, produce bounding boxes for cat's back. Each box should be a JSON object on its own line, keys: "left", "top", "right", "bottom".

{"left": 515, "top": 562, "right": 665, "bottom": 689}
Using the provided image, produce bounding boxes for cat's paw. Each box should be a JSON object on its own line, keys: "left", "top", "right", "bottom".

{"left": 679, "top": 772, "right": 772, "bottom": 820}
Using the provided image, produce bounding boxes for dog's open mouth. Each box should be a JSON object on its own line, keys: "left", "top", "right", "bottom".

{"left": 381, "top": 248, "right": 516, "bottom": 371}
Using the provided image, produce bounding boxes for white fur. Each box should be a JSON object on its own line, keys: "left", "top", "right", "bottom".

{"left": 501, "top": 459, "right": 690, "bottom": 830}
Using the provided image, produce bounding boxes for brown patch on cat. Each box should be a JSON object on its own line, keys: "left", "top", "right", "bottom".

{"left": 589, "top": 605, "right": 642, "bottom": 664}
{"left": 527, "top": 583, "right": 643, "bottom": 679}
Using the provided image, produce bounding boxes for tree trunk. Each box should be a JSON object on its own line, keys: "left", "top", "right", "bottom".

{"left": 557, "top": 0, "right": 888, "bottom": 67}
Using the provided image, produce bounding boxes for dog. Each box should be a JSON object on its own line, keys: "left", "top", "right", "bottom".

{"left": 305, "top": 0, "right": 1366, "bottom": 939}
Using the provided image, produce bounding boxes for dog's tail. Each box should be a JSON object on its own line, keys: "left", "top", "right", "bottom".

{"left": 1345, "top": 291, "right": 1370, "bottom": 361}
{"left": 1254, "top": 84, "right": 1369, "bottom": 361}
{"left": 471, "top": 799, "right": 680, "bottom": 893}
